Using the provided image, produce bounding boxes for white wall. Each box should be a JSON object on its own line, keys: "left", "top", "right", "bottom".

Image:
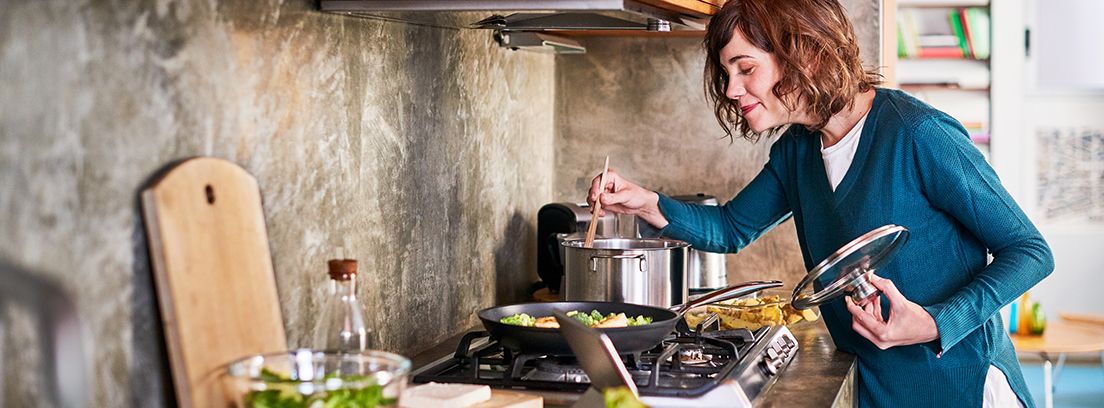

{"left": 992, "top": 0, "right": 1104, "bottom": 320}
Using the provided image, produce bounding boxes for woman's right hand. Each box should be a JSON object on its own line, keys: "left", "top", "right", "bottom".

{"left": 588, "top": 169, "right": 669, "bottom": 229}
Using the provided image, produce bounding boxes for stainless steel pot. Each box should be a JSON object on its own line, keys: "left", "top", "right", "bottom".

{"left": 687, "top": 250, "right": 727, "bottom": 292}
{"left": 561, "top": 238, "right": 689, "bottom": 307}
{"left": 670, "top": 194, "right": 728, "bottom": 292}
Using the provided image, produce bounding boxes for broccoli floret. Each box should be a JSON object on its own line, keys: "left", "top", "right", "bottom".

{"left": 500, "top": 313, "right": 536, "bottom": 327}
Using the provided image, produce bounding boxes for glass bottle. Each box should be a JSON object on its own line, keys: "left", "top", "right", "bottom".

{"left": 312, "top": 259, "right": 372, "bottom": 352}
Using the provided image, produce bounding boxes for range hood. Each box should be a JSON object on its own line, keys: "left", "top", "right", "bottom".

{"left": 319, "top": 1, "right": 714, "bottom": 53}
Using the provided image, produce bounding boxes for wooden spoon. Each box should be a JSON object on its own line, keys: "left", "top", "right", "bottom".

{"left": 583, "top": 156, "right": 610, "bottom": 248}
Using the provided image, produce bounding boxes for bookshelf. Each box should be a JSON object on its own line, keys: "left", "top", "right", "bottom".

{"left": 890, "top": 0, "right": 993, "bottom": 158}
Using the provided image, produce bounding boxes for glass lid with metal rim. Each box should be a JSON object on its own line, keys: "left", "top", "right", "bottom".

{"left": 791, "top": 225, "right": 909, "bottom": 310}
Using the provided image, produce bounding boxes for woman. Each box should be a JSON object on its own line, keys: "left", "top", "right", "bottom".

{"left": 588, "top": 0, "right": 1053, "bottom": 407}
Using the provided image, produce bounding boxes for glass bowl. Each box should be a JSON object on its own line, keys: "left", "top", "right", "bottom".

{"left": 684, "top": 289, "right": 820, "bottom": 331}
{"left": 222, "top": 349, "right": 411, "bottom": 408}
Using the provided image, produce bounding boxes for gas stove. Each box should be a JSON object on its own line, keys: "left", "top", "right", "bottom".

{"left": 411, "top": 319, "right": 799, "bottom": 407}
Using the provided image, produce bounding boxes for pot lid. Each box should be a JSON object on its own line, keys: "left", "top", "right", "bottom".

{"left": 791, "top": 225, "right": 909, "bottom": 309}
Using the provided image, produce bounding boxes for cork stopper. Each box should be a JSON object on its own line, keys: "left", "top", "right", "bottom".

{"left": 327, "top": 259, "right": 358, "bottom": 281}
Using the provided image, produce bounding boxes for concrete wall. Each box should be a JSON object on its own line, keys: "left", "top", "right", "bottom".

{"left": 0, "top": 1, "right": 554, "bottom": 406}
{"left": 553, "top": 0, "right": 883, "bottom": 287}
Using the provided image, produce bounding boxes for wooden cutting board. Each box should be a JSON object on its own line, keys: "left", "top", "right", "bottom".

{"left": 473, "top": 390, "right": 543, "bottom": 408}
{"left": 142, "top": 157, "right": 286, "bottom": 408}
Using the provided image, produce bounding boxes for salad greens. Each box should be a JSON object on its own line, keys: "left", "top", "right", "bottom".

{"left": 243, "top": 368, "right": 396, "bottom": 408}
{"left": 499, "top": 310, "right": 653, "bottom": 328}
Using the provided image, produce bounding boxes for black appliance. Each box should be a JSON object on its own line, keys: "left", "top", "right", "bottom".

{"left": 536, "top": 202, "right": 614, "bottom": 293}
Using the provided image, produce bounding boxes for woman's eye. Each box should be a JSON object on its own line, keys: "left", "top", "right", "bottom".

{"left": 739, "top": 67, "right": 754, "bottom": 75}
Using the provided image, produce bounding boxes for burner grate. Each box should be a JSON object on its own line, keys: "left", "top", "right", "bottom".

{"left": 412, "top": 326, "right": 767, "bottom": 397}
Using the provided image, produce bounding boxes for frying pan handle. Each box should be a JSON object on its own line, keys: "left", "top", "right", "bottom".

{"left": 673, "top": 280, "right": 783, "bottom": 315}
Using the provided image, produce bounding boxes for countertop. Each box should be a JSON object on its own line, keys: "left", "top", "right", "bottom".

{"left": 758, "top": 321, "right": 856, "bottom": 407}
{"left": 409, "top": 321, "right": 856, "bottom": 407}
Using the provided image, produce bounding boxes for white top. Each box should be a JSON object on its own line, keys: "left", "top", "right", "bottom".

{"left": 820, "top": 113, "right": 867, "bottom": 191}
{"left": 983, "top": 365, "right": 1024, "bottom": 407}
{"left": 821, "top": 114, "right": 1022, "bottom": 407}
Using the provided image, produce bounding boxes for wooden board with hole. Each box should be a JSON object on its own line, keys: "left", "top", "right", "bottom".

{"left": 141, "top": 157, "right": 287, "bottom": 408}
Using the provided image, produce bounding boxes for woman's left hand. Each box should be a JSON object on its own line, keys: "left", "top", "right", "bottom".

{"left": 844, "top": 274, "right": 939, "bottom": 349}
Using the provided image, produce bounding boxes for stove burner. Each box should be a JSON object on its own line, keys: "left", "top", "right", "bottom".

{"left": 678, "top": 346, "right": 711, "bottom": 365}
{"left": 525, "top": 359, "right": 591, "bottom": 383}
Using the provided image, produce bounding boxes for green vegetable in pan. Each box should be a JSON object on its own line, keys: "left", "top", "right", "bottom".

{"left": 499, "top": 310, "right": 653, "bottom": 328}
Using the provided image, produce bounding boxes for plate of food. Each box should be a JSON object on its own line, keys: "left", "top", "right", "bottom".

{"left": 684, "top": 289, "right": 820, "bottom": 331}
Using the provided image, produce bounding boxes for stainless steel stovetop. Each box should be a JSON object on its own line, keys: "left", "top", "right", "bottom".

{"left": 411, "top": 320, "right": 799, "bottom": 407}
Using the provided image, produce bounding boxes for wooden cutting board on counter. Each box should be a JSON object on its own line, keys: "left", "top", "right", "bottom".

{"left": 474, "top": 390, "right": 543, "bottom": 408}
{"left": 142, "top": 157, "right": 287, "bottom": 408}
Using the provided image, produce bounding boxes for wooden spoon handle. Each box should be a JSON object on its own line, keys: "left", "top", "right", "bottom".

{"left": 583, "top": 156, "right": 610, "bottom": 248}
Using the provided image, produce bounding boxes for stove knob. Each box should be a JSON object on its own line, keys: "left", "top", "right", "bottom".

{"left": 760, "top": 358, "right": 779, "bottom": 375}
{"left": 766, "top": 348, "right": 780, "bottom": 360}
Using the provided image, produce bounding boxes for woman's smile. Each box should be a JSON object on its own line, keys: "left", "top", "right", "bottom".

{"left": 740, "top": 103, "right": 758, "bottom": 115}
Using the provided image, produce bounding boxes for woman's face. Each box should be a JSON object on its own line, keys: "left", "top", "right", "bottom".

{"left": 719, "top": 29, "right": 802, "bottom": 132}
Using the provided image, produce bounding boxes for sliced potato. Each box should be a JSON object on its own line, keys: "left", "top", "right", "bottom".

{"left": 683, "top": 294, "right": 821, "bottom": 331}
{"left": 595, "top": 313, "right": 629, "bottom": 328}
{"left": 684, "top": 311, "right": 707, "bottom": 328}
{"left": 534, "top": 316, "right": 560, "bottom": 328}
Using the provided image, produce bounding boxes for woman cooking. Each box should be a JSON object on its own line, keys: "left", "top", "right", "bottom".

{"left": 587, "top": 0, "right": 1054, "bottom": 406}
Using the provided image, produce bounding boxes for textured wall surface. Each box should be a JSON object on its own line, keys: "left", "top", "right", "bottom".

{"left": 553, "top": 0, "right": 882, "bottom": 287}
{"left": 0, "top": 1, "right": 553, "bottom": 406}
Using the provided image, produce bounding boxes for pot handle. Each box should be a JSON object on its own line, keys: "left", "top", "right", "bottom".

{"left": 588, "top": 253, "right": 647, "bottom": 273}
{"left": 672, "top": 280, "right": 783, "bottom": 315}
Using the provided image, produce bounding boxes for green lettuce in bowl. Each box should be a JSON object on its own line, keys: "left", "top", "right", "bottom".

{"left": 222, "top": 349, "right": 410, "bottom": 408}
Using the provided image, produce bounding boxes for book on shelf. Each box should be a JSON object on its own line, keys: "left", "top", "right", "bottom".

{"left": 919, "top": 47, "right": 964, "bottom": 58}
{"left": 963, "top": 8, "right": 990, "bottom": 59}
{"left": 898, "top": 7, "right": 989, "bottom": 60}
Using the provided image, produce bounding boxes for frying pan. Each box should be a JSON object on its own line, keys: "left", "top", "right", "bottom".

{"left": 477, "top": 280, "right": 782, "bottom": 355}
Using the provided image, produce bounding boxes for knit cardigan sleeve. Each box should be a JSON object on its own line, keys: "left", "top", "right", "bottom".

{"left": 656, "top": 140, "right": 793, "bottom": 254}
{"left": 912, "top": 116, "right": 1054, "bottom": 353}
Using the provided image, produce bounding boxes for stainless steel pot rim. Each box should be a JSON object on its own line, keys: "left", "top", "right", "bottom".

{"left": 561, "top": 237, "right": 690, "bottom": 250}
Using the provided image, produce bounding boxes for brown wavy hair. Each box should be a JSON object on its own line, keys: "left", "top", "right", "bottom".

{"left": 703, "top": 0, "right": 882, "bottom": 141}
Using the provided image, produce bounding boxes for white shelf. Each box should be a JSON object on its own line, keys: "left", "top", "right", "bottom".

{"left": 897, "top": 59, "right": 990, "bottom": 89}
{"left": 905, "top": 88, "right": 990, "bottom": 129}
{"left": 892, "top": 0, "right": 994, "bottom": 159}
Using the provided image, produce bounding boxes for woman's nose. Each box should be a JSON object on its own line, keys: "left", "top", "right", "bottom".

{"left": 726, "top": 78, "right": 745, "bottom": 101}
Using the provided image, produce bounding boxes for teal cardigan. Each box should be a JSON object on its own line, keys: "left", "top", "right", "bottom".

{"left": 657, "top": 88, "right": 1053, "bottom": 407}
